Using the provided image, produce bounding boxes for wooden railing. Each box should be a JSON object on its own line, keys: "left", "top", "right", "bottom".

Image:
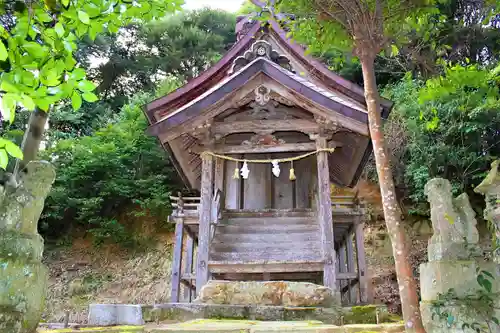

{"left": 331, "top": 193, "right": 365, "bottom": 214}
{"left": 169, "top": 189, "right": 223, "bottom": 233}
{"left": 169, "top": 193, "right": 200, "bottom": 223}
{"left": 210, "top": 189, "right": 223, "bottom": 243}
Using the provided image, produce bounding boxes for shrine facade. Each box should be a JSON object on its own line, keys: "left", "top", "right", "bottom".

{"left": 144, "top": 14, "right": 392, "bottom": 305}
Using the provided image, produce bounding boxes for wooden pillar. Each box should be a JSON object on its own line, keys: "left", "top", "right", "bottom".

{"left": 196, "top": 153, "right": 214, "bottom": 294}
{"left": 170, "top": 219, "right": 184, "bottom": 302}
{"left": 345, "top": 229, "right": 357, "bottom": 304}
{"left": 335, "top": 252, "right": 340, "bottom": 290}
{"left": 355, "top": 219, "right": 369, "bottom": 303}
{"left": 183, "top": 233, "right": 195, "bottom": 302}
{"left": 315, "top": 136, "right": 337, "bottom": 290}
{"left": 339, "top": 240, "right": 347, "bottom": 302}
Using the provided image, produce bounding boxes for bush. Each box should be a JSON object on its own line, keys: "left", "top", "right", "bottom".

{"left": 381, "top": 65, "right": 500, "bottom": 212}
{"left": 40, "top": 93, "right": 180, "bottom": 245}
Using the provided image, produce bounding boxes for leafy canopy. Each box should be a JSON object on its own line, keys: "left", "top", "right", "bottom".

{"left": 0, "top": 0, "right": 183, "bottom": 166}
{"left": 382, "top": 64, "right": 500, "bottom": 207}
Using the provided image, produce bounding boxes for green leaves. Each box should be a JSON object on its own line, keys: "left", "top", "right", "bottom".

{"left": 0, "top": 41, "right": 7, "bottom": 61}
{"left": 22, "top": 42, "right": 47, "bottom": 59}
{"left": 82, "top": 92, "right": 99, "bottom": 102}
{"left": 0, "top": 138, "right": 23, "bottom": 169}
{"left": 55, "top": 23, "right": 66, "bottom": 37}
{"left": 77, "top": 80, "right": 96, "bottom": 92}
{"left": 0, "top": 150, "right": 8, "bottom": 169}
{"left": 72, "top": 91, "right": 83, "bottom": 110}
{"left": 0, "top": 0, "right": 183, "bottom": 168}
{"left": 78, "top": 11, "right": 91, "bottom": 25}
{"left": 477, "top": 271, "right": 493, "bottom": 293}
{"left": 2, "top": 139, "right": 23, "bottom": 160}
{"left": 391, "top": 45, "right": 399, "bottom": 57}
{"left": 71, "top": 68, "right": 86, "bottom": 80}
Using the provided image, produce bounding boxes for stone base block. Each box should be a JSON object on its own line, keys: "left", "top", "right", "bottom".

{"left": 147, "top": 320, "right": 406, "bottom": 333}
{"left": 149, "top": 303, "right": 342, "bottom": 324}
{"left": 0, "top": 257, "right": 48, "bottom": 333}
{"left": 420, "top": 261, "right": 478, "bottom": 301}
{"left": 420, "top": 260, "right": 500, "bottom": 302}
{"left": 196, "top": 281, "right": 339, "bottom": 307}
{"left": 88, "top": 304, "right": 144, "bottom": 326}
{"left": 421, "top": 301, "right": 500, "bottom": 333}
{"left": 427, "top": 242, "right": 482, "bottom": 262}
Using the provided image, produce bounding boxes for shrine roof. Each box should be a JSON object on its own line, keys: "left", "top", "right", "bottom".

{"left": 144, "top": 17, "right": 394, "bottom": 190}
{"left": 147, "top": 56, "right": 370, "bottom": 138}
{"left": 144, "top": 18, "right": 392, "bottom": 124}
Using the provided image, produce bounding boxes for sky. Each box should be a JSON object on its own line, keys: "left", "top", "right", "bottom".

{"left": 183, "top": 0, "right": 247, "bottom": 12}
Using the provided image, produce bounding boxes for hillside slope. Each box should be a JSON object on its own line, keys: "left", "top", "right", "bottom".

{"left": 42, "top": 233, "right": 174, "bottom": 323}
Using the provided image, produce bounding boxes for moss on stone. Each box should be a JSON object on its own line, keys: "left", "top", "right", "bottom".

{"left": 344, "top": 305, "right": 378, "bottom": 324}
{"left": 343, "top": 305, "right": 398, "bottom": 325}
{"left": 39, "top": 326, "right": 144, "bottom": 333}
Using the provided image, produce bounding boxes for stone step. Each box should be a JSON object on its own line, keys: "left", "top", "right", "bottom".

{"left": 224, "top": 210, "right": 315, "bottom": 219}
{"left": 224, "top": 217, "right": 317, "bottom": 225}
{"left": 215, "top": 223, "right": 319, "bottom": 234}
{"left": 210, "top": 250, "right": 321, "bottom": 262}
{"left": 210, "top": 241, "right": 320, "bottom": 252}
{"left": 208, "top": 260, "right": 324, "bottom": 273}
{"left": 147, "top": 320, "right": 405, "bottom": 333}
{"left": 213, "top": 233, "right": 319, "bottom": 243}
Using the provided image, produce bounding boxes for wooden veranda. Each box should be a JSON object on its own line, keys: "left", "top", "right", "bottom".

{"left": 168, "top": 191, "right": 370, "bottom": 306}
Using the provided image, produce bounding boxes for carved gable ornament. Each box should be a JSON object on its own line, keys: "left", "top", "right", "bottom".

{"left": 230, "top": 40, "right": 294, "bottom": 74}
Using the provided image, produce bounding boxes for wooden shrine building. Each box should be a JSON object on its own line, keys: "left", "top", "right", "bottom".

{"left": 144, "top": 12, "right": 392, "bottom": 306}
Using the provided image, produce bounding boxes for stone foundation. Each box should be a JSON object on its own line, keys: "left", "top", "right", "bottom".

{"left": 420, "top": 177, "right": 500, "bottom": 332}
{"left": 0, "top": 161, "right": 56, "bottom": 333}
{"left": 196, "top": 281, "right": 340, "bottom": 307}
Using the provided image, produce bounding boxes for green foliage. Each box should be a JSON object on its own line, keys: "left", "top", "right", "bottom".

{"left": 237, "top": 0, "right": 261, "bottom": 15}
{"left": 40, "top": 93, "right": 180, "bottom": 245}
{"left": 382, "top": 65, "right": 500, "bottom": 207}
{"left": 139, "top": 8, "right": 236, "bottom": 80}
{"left": 0, "top": 0, "right": 182, "bottom": 167}
{"left": 431, "top": 269, "right": 499, "bottom": 333}
{"left": 74, "top": 8, "right": 236, "bottom": 110}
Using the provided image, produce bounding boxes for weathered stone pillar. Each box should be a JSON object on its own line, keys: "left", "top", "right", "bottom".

{"left": 420, "top": 178, "right": 500, "bottom": 333}
{"left": 0, "top": 161, "right": 56, "bottom": 333}
{"left": 475, "top": 160, "right": 500, "bottom": 264}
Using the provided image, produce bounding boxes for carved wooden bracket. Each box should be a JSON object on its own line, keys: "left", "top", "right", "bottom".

{"left": 311, "top": 115, "right": 341, "bottom": 138}
{"left": 230, "top": 40, "right": 294, "bottom": 73}
{"left": 190, "top": 120, "right": 215, "bottom": 146}
{"left": 242, "top": 133, "right": 286, "bottom": 147}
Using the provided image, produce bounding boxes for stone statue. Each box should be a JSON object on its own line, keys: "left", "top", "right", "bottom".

{"left": 421, "top": 176, "right": 499, "bottom": 333}
{"left": 475, "top": 160, "right": 500, "bottom": 263}
{"left": 0, "top": 161, "right": 56, "bottom": 333}
{"left": 424, "top": 178, "right": 479, "bottom": 261}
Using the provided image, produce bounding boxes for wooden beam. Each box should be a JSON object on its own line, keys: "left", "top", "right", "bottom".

{"left": 196, "top": 153, "right": 214, "bottom": 294}
{"left": 214, "top": 141, "right": 342, "bottom": 154}
{"left": 339, "top": 240, "right": 347, "bottom": 299}
{"left": 355, "top": 220, "right": 369, "bottom": 303}
{"left": 345, "top": 229, "right": 357, "bottom": 304}
{"left": 315, "top": 136, "right": 337, "bottom": 292}
{"left": 170, "top": 220, "right": 184, "bottom": 302}
{"left": 183, "top": 233, "right": 195, "bottom": 302}
{"left": 213, "top": 119, "right": 319, "bottom": 136}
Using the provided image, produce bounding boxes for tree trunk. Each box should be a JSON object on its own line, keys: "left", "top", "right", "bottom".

{"left": 360, "top": 56, "right": 425, "bottom": 333}
{"left": 14, "top": 108, "right": 48, "bottom": 177}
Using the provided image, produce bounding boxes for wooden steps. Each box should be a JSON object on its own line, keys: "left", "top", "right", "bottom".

{"left": 209, "top": 215, "right": 322, "bottom": 273}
